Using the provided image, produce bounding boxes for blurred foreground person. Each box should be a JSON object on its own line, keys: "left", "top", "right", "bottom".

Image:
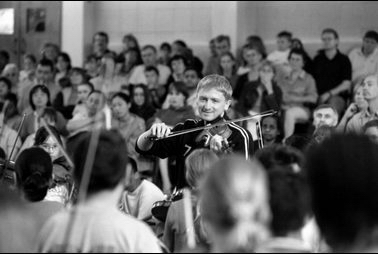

{"left": 199, "top": 156, "right": 270, "bottom": 252}
{"left": 307, "top": 134, "right": 378, "bottom": 252}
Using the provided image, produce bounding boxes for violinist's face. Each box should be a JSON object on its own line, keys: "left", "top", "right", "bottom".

{"left": 197, "top": 88, "right": 231, "bottom": 122}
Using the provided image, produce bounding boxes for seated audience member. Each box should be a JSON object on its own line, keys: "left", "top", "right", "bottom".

{"left": 118, "top": 48, "right": 143, "bottom": 84}
{"left": 90, "top": 53, "right": 127, "bottom": 98}
{"left": 53, "top": 77, "right": 78, "bottom": 120}
{"left": 0, "top": 77, "right": 15, "bottom": 105}
{"left": 363, "top": 119, "right": 378, "bottom": 144}
{"left": 41, "top": 43, "right": 60, "bottom": 64}
{"left": 237, "top": 35, "right": 267, "bottom": 75}
{"left": 18, "top": 59, "right": 60, "bottom": 114}
{"left": 256, "top": 147, "right": 311, "bottom": 253}
{"left": 204, "top": 38, "right": 218, "bottom": 75}
{"left": 34, "top": 126, "right": 73, "bottom": 205}
{"left": 347, "top": 75, "right": 378, "bottom": 133}
{"left": 20, "top": 85, "right": 67, "bottom": 141}
{"left": 284, "top": 134, "right": 312, "bottom": 151}
{"left": 258, "top": 115, "right": 283, "bottom": 149}
{"left": 167, "top": 55, "right": 187, "bottom": 85}
{"left": 36, "top": 130, "right": 162, "bottom": 252}
{"left": 66, "top": 90, "right": 106, "bottom": 137}
{"left": 199, "top": 156, "right": 270, "bottom": 253}
{"left": 90, "top": 31, "right": 116, "bottom": 63}
{"left": 111, "top": 92, "right": 145, "bottom": 161}
{"left": 144, "top": 66, "right": 166, "bottom": 108}
{"left": 306, "top": 134, "right": 378, "bottom": 252}
{"left": 219, "top": 52, "right": 238, "bottom": 89}
{"left": 204, "top": 35, "right": 231, "bottom": 75}
{"left": 119, "top": 156, "right": 164, "bottom": 222}
{"left": 15, "top": 147, "right": 64, "bottom": 230}
{"left": 337, "top": 84, "right": 368, "bottom": 132}
{"left": 55, "top": 52, "right": 72, "bottom": 87}
{"left": 152, "top": 81, "right": 196, "bottom": 128}
{"left": 71, "top": 82, "right": 94, "bottom": 119}
{"left": 129, "top": 84, "right": 157, "bottom": 124}
{"left": 291, "top": 38, "right": 314, "bottom": 75}
{"left": 84, "top": 54, "right": 99, "bottom": 79}
{"left": 19, "top": 54, "right": 37, "bottom": 83}
{"left": 3, "top": 93, "right": 22, "bottom": 131}
{"left": 267, "top": 30, "right": 293, "bottom": 68}
{"left": 19, "top": 107, "right": 59, "bottom": 155}
{"left": 348, "top": 30, "right": 378, "bottom": 86}
{"left": 163, "top": 149, "right": 218, "bottom": 253}
{"left": 116, "top": 34, "right": 142, "bottom": 66}
{"left": 158, "top": 42, "right": 172, "bottom": 66}
{"left": 0, "top": 50, "right": 10, "bottom": 74}
{"left": 171, "top": 40, "right": 203, "bottom": 74}
{"left": 312, "top": 104, "right": 339, "bottom": 132}
{"left": 276, "top": 49, "right": 318, "bottom": 139}
{"left": 184, "top": 67, "right": 203, "bottom": 115}
{"left": 313, "top": 28, "right": 352, "bottom": 116}
{"left": 2, "top": 63, "right": 20, "bottom": 93}
{"left": 129, "top": 45, "right": 171, "bottom": 86}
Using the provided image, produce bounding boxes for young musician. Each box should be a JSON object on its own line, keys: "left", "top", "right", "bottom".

{"left": 136, "top": 74, "right": 254, "bottom": 188}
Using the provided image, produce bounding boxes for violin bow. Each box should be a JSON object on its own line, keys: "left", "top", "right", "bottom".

{"left": 0, "top": 113, "right": 27, "bottom": 182}
{"left": 62, "top": 87, "right": 110, "bottom": 251}
{"left": 183, "top": 188, "right": 196, "bottom": 250}
{"left": 152, "top": 110, "right": 278, "bottom": 140}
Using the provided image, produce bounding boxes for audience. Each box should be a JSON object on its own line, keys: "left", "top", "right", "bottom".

{"left": 363, "top": 119, "right": 378, "bottom": 144}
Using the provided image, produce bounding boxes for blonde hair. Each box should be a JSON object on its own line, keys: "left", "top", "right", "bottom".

{"left": 196, "top": 74, "right": 233, "bottom": 101}
{"left": 200, "top": 156, "right": 271, "bottom": 252}
{"left": 185, "top": 149, "right": 218, "bottom": 190}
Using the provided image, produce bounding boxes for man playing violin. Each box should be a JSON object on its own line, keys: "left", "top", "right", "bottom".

{"left": 136, "top": 74, "right": 254, "bottom": 189}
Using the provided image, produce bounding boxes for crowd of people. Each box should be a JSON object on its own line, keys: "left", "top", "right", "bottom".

{"left": 1, "top": 26, "right": 378, "bottom": 252}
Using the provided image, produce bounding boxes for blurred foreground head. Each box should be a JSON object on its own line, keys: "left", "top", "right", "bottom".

{"left": 306, "top": 134, "right": 378, "bottom": 252}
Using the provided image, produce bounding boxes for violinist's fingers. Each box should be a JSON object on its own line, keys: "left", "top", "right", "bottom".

{"left": 163, "top": 126, "right": 171, "bottom": 138}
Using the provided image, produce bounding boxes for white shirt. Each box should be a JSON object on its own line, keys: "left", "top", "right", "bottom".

{"left": 129, "top": 64, "right": 171, "bottom": 86}
{"left": 120, "top": 180, "right": 165, "bottom": 221}
{"left": 37, "top": 203, "right": 162, "bottom": 253}
{"left": 348, "top": 47, "right": 378, "bottom": 82}
{"left": 267, "top": 49, "right": 291, "bottom": 66}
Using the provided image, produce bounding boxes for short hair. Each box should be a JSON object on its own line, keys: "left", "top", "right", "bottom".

{"left": 72, "top": 130, "right": 129, "bottom": 195}
{"left": 173, "top": 40, "right": 187, "bottom": 48}
{"left": 169, "top": 54, "right": 188, "bottom": 68}
{"left": 200, "top": 156, "right": 270, "bottom": 250}
{"left": 0, "top": 50, "right": 10, "bottom": 62}
{"left": 169, "top": 81, "right": 189, "bottom": 99}
{"left": 268, "top": 167, "right": 310, "bottom": 236}
{"left": 196, "top": 74, "right": 233, "bottom": 101}
{"left": 277, "top": 30, "right": 293, "bottom": 40}
{"left": 259, "top": 60, "right": 276, "bottom": 75}
{"left": 215, "top": 35, "right": 231, "bottom": 46}
{"left": 144, "top": 65, "right": 159, "bottom": 76}
{"left": 93, "top": 31, "right": 109, "bottom": 43}
{"left": 322, "top": 28, "right": 339, "bottom": 40}
{"left": 29, "top": 85, "right": 51, "bottom": 111}
{"left": 111, "top": 91, "right": 131, "bottom": 104}
{"left": 306, "top": 134, "right": 378, "bottom": 249}
{"left": 88, "top": 90, "right": 106, "bottom": 102}
{"left": 242, "top": 43, "right": 266, "bottom": 59}
{"left": 160, "top": 42, "right": 172, "bottom": 52}
{"left": 142, "top": 45, "right": 157, "bottom": 54}
{"left": 184, "top": 67, "right": 203, "bottom": 79}
{"left": 185, "top": 149, "right": 218, "bottom": 190}
{"left": 41, "top": 107, "right": 58, "bottom": 125}
{"left": 24, "top": 54, "right": 37, "bottom": 64}
{"left": 314, "top": 104, "right": 338, "bottom": 118}
{"left": 289, "top": 48, "right": 308, "bottom": 65}
{"left": 0, "top": 76, "right": 12, "bottom": 90}
{"left": 15, "top": 147, "right": 53, "bottom": 202}
{"left": 34, "top": 125, "right": 63, "bottom": 147}
{"left": 38, "top": 59, "right": 55, "bottom": 72}
{"left": 363, "top": 119, "right": 378, "bottom": 133}
{"left": 78, "top": 82, "right": 94, "bottom": 93}
{"left": 364, "top": 30, "right": 378, "bottom": 42}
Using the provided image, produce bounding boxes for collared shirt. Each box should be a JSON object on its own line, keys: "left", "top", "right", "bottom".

{"left": 313, "top": 50, "right": 352, "bottom": 95}
{"left": 346, "top": 109, "right": 378, "bottom": 133}
{"left": 349, "top": 47, "right": 378, "bottom": 82}
{"left": 276, "top": 69, "right": 318, "bottom": 107}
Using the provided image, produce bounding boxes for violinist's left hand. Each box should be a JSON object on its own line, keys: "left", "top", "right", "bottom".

{"left": 209, "top": 134, "right": 228, "bottom": 153}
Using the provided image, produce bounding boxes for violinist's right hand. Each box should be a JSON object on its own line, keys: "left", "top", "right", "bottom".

{"left": 149, "top": 123, "right": 171, "bottom": 140}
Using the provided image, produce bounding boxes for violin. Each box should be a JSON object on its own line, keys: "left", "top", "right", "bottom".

{"left": 195, "top": 118, "right": 233, "bottom": 152}
{"left": 151, "top": 188, "right": 184, "bottom": 222}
